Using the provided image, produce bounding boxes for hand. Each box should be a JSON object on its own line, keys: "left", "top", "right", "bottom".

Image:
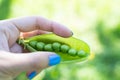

{"left": 0, "top": 16, "right": 72, "bottom": 80}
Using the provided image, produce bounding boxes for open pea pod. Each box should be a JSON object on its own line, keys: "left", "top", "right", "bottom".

{"left": 19, "top": 33, "right": 90, "bottom": 63}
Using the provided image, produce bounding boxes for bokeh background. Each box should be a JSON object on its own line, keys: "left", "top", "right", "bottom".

{"left": 0, "top": 0, "right": 120, "bottom": 80}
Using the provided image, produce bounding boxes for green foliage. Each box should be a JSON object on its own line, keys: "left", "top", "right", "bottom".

{"left": 0, "top": 0, "right": 12, "bottom": 20}
{"left": 113, "top": 25, "right": 120, "bottom": 39}
{"left": 91, "top": 21, "right": 120, "bottom": 80}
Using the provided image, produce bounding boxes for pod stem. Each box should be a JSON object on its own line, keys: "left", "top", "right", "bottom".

{"left": 18, "top": 38, "right": 26, "bottom": 47}
{"left": 18, "top": 39, "right": 37, "bottom": 52}
{"left": 26, "top": 44, "right": 37, "bottom": 52}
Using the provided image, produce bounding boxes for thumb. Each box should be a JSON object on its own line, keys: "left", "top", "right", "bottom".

{"left": 14, "top": 52, "right": 61, "bottom": 71}
{"left": 0, "top": 51, "right": 61, "bottom": 79}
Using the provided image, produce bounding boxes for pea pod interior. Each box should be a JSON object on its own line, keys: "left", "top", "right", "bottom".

{"left": 22, "top": 33, "right": 90, "bottom": 63}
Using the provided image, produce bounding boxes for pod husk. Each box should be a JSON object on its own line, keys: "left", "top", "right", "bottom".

{"left": 21, "top": 33, "right": 90, "bottom": 63}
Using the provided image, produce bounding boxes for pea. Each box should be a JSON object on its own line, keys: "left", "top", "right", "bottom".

{"left": 36, "top": 42, "right": 45, "bottom": 51}
{"left": 68, "top": 48, "right": 77, "bottom": 56}
{"left": 60, "top": 45, "right": 70, "bottom": 53}
{"left": 44, "top": 44, "right": 53, "bottom": 51}
{"left": 77, "top": 50, "right": 86, "bottom": 57}
{"left": 52, "top": 42, "right": 61, "bottom": 51}
{"left": 29, "top": 40, "right": 37, "bottom": 48}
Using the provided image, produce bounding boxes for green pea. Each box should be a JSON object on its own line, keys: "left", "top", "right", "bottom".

{"left": 52, "top": 42, "right": 61, "bottom": 51}
{"left": 77, "top": 50, "right": 86, "bottom": 57}
{"left": 36, "top": 42, "right": 45, "bottom": 51}
{"left": 44, "top": 44, "right": 53, "bottom": 51}
{"left": 68, "top": 48, "right": 77, "bottom": 56}
{"left": 29, "top": 40, "right": 37, "bottom": 48}
{"left": 60, "top": 45, "right": 70, "bottom": 53}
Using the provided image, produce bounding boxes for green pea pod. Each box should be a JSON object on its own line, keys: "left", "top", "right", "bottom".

{"left": 19, "top": 33, "right": 90, "bottom": 63}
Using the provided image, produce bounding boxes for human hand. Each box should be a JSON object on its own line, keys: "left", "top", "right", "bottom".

{"left": 0, "top": 16, "right": 72, "bottom": 80}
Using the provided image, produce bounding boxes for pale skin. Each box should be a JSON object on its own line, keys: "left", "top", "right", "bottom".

{"left": 0, "top": 16, "right": 72, "bottom": 80}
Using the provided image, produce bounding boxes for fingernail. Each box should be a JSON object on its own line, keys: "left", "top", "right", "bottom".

{"left": 49, "top": 54, "right": 61, "bottom": 66}
{"left": 28, "top": 71, "right": 37, "bottom": 79}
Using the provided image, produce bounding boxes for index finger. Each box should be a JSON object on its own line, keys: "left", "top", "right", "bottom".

{"left": 10, "top": 16, "right": 73, "bottom": 37}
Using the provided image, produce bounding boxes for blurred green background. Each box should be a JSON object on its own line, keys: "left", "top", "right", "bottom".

{"left": 0, "top": 0, "right": 120, "bottom": 80}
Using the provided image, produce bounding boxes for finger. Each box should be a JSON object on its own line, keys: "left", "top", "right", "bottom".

{"left": 21, "top": 30, "right": 50, "bottom": 39}
{"left": 3, "top": 51, "right": 61, "bottom": 78}
{"left": 10, "top": 43, "right": 22, "bottom": 53}
{"left": 10, "top": 16, "right": 73, "bottom": 37}
{"left": 0, "top": 32, "right": 9, "bottom": 51}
